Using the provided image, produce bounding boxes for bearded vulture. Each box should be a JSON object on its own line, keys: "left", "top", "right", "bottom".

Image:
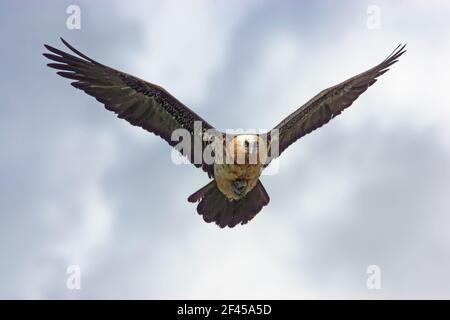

{"left": 44, "top": 38, "right": 406, "bottom": 228}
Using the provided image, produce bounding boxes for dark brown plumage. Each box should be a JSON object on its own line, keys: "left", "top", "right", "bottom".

{"left": 44, "top": 39, "right": 406, "bottom": 228}
{"left": 272, "top": 44, "right": 406, "bottom": 158}
{"left": 44, "top": 38, "right": 215, "bottom": 176}
{"left": 188, "top": 180, "right": 270, "bottom": 228}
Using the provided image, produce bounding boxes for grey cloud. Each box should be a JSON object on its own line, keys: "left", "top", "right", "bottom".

{"left": 1, "top": 0, "right": 450, "bottom": 299}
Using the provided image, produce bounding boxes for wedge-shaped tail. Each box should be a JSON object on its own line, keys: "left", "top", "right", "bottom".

{"left": 188, "top": 180, "right": 270, "bottom": 228}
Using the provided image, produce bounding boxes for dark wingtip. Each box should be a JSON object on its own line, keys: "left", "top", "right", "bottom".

{"left": 59, "top": 37, "right": 97, "bottom": 63}
{"left": 384, "top": 43, "right": 407, "bottom": 63}
{"left": 393, "top": 43, "right": 407, "bottom": 57}
{"left": 42, "top": 53, "right": 54, "bottom": 60}
{"left": 60, "top": 37, "right": 69, "bottom": 48}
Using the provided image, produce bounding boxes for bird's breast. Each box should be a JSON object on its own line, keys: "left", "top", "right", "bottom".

{"left": 212, "top": 134, "right": 266, "bottom": 201}
{"left": 214, "top": 162, "right": 262, "bottom": 201}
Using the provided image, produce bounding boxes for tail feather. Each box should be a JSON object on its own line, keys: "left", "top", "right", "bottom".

{"left": 188, "top": 180, "right": 270, "bottom": 228}
{"left": 187, "top": 180, "right": 216, "bottom": 203}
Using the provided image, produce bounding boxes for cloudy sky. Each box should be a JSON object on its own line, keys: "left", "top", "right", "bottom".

{"left": 1, "top": 0, "right": 450, "bottom": 299}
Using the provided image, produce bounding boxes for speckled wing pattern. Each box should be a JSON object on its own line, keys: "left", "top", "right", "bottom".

{"left": 44, "top": 38, "right": 215, "bottom": 176}
{"left": 271, "top": 44, "right": 406, "bottom": 157}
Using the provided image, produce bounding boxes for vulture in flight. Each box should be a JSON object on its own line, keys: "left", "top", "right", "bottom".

{"left": 44, "top": 39, "right": 406, "bottom": 228}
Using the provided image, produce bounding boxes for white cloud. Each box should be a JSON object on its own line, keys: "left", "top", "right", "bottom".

{"left": 2, "top": 0, "right": 450, "bottom": 299}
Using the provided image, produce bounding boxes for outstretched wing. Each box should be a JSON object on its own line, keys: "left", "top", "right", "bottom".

{"left": 44, "top": 38, "right": 216, "bottom": 176}
{"left": 270, "top": 44, "right": 406, "bottom": 158}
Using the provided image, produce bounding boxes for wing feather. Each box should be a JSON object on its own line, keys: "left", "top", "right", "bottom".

{"left": 271, "top": 44, "right": 406, "bottom": 157}
{"left": 44, "top": 38, "right": 216, "bottom": 176}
